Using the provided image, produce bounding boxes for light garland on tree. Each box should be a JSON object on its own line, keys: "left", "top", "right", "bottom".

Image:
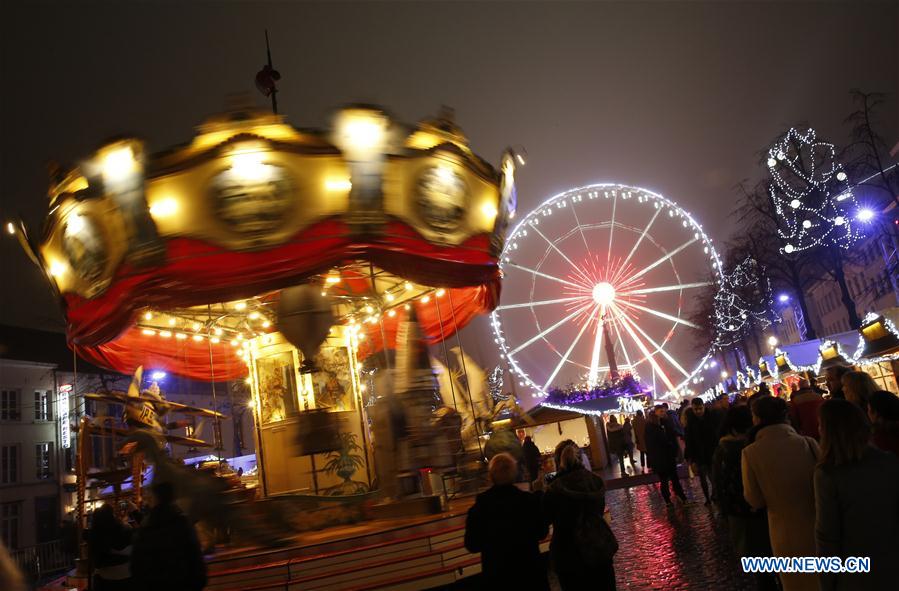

{"left": 714, "top": 257, "right": 776, "bottom": 347}
{"left": 767, "top": 128, "right": 862, "bottom": 254}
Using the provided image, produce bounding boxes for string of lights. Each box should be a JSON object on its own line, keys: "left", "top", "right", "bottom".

{"left": 767, "top": 128, "right": 863, "bottom": 254}
{"left": 714, "top": 257, "right": 775, "bottom": 347}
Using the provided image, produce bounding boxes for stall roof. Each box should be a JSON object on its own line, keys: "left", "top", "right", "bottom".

{"left": 511, "top": 404, "right": 586, "bottom": 427}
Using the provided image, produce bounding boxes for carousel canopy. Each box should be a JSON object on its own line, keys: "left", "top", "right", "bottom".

{"left": 13, "top": 105, "right": 516, "bottom": 380}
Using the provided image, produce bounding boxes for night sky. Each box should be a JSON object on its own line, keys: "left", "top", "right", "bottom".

{"left": 1, "top": 1, "right": 896, "bottom": 391}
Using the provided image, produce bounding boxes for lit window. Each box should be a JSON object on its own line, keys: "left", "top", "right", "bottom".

{"left": 34, "top": 390, "right": 52, "bottom": 421}
{"left": 35, "top": 442, "right": 53, "bottom": 480}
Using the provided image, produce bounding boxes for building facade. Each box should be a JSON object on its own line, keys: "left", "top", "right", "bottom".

{"left": 0, "top": 359, "right": 62, "bottom": 550}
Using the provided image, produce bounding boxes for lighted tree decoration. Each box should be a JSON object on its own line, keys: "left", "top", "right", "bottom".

{"left": 767, "top": 128, "right": 864, "bottom": 328}
{"left": 714, "top": 257, "right": 775, "bottom": 351}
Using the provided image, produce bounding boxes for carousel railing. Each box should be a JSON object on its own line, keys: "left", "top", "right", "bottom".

{"left": 9, "top": 539, "right": 75, "bottom": 581}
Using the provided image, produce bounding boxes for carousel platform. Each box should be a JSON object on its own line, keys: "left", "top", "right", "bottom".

{"left": 204, "top": 465, "right": 672, "bottom": 591}
{"left": 204, "top": 494, "right": 513, "bottom": 591}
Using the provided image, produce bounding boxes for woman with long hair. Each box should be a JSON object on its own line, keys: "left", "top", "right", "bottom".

{"left": 815, "top": 399, "right": 899, "bottom": 590}
{"left": 544, "top": 443, "right": 616, "bottom": 590}
{"left": 840, "top": 371, "right": 879, "bottom": 412}
{"left": 88, "top": 504, "right": 133, "bottom": 590}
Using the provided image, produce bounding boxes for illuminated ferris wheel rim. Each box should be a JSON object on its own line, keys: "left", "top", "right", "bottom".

{"left": 491, "top": 182, "right": 724, "bottom": 400}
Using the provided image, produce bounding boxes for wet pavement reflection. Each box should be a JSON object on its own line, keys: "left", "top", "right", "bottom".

{"left": 552, "top": 478, "right": 756, "bottom": 590}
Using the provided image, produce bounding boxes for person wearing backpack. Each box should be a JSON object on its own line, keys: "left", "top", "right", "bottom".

{"left": 543, "top": 443, "right": 617, "bottom": 590}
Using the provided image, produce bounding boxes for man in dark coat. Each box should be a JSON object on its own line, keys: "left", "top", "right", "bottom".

{"left": 131, "top": 481, "right": 207, "bottom": 591}
{"left": 522, "top": 436, "right": 542, "bottom": 483}
{"left": 684, "top": 398, "right": 721, "bottom": 504}
{"left": 465, "top": 453, "right": 549, "bottom": 590}
{"left": 647, "top": 407, "right": 687, "bottom": 505}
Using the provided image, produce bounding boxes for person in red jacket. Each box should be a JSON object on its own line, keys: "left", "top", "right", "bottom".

{"left": 788, "top": 374, "right": 825, "bottom": 439}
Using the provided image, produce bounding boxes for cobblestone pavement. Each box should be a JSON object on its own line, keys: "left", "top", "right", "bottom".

{"left": 551, "top": 477, "right": 757, "bottom": 591}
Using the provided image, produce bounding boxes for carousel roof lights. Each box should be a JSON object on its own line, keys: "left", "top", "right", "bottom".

{"left": 234, "top": 301, "right": 248, "bottom": 311}
{"left": 5, "top": 222, "right": 14, "bottom": 235}
{"left": 100, "top": 145, "right": 139, "bottom": 184}
{"left": 436, "top": 288, "right": 446, "bottom": 297}
{"left": 160, "top": 330, "right": 172, "bottom": 338}
{"left": 210, "top": 337, "right": 220, "bottom": 344}
{"left": 176, "top": 333, "right": 188, "bottom": 340}
{"left": 168, "top": 318, "right": 176, "bottom": 326}
{"left": 142, "top": 329, "right": 155, "bottom": 336}
{"left": 421, "top": 295, "right": 431, "bottom": 304}
{"left": 248, "top": 311, "right": 261, "bottom": 320}
{"left": 324, "top": 178, "right": 352, "bottom": 192}
{"left": 262, "top": 320, "right": 271, "bottom": 328}
{"left": 49, "top": 260, "right": 67, "bottom": 277}
{"left": 148, "top": 197, "right": 179, "bottom": 219}
{"left": 143, "top": 311, "right": 153, "bottom": 321}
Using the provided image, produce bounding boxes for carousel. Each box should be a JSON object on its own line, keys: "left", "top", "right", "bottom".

{"left": 11, "top": 103, "right": 518, "bottom": 555}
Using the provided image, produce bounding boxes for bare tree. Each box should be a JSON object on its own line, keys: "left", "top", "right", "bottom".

{"left": 733, "top": 180, "right": 820, "bottom": 339}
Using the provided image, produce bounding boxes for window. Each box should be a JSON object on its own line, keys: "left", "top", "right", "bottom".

{"left": 1, "top": 445, "right": 18, "bottom": 484}
{"left": 866, "top": 362, "right": 899, "bottom": 395}
{"left": 0, "top": 390, "right": 19, "bottom": 421}
{"left": 0, "top": 501, "right": 21, "bottom": 549}
{"left": 36, "top": 442, "right": 53, "bottom": 480}
{"left": 34, "top": 390, "right": 52, "bottom": 421}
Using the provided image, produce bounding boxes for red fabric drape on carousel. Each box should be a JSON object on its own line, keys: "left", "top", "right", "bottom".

{"left": 74, "top": 328, "right": 248, "bottom": 381}
{"left": 357, "top": 285, "right": 495, "bottom": 360}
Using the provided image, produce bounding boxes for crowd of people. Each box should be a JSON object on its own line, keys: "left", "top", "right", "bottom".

{"left": 467, "top": 364, "right": 899, "bottom": 591}
{"left": 87, "top": 480, "right": 207, "bottom": 591}
{"left": 681, "top": 366, "right": 899, "bottom": 591}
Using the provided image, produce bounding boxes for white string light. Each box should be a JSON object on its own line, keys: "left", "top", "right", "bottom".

{"left": 767, "top": 128, "right": 862, "bottom": 254}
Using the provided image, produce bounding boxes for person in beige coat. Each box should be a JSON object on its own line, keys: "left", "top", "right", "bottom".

{"left": 742, "top": 396, "right": 820, "bottom": 591}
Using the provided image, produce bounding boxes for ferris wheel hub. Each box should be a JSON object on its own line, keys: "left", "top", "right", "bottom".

{"left": 592, "top": 281, "right": 616, "bottom": 306}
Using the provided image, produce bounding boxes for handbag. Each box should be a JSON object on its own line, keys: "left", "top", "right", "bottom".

{"left": 575, "top": 508, "right": 619, "bottom": 564}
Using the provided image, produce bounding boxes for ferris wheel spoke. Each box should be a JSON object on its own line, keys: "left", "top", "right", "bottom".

{"left": 621, "top": 206, "right": 662, "bottom": 269}
{"left": 615, "top": 299, "right": 700, "bottom": 329}
{"left": 505, "top": 262, "right": 582, "bottom": 290}
{"left": 508, "top": 306, "right": 585, "bottom": 356}
{"left": 588, "top": 306, "right": 606, "bottom": 388}
{"left": 496, "top": 296, "right": 583, "bottom": 311}
{"left": 529, "top": 224, "right": 588, "bottom": 282}
{"left": 615, "top": 308, "right": 692, "bottom": 378}
{"left": 610, "top": 319, "right": 634, "bottom": 368}
{"left": 622, "top": 237, "right": 698, "bottom": 286}
{"left": 615, "top": 313, "right": 678, "bottom": 392}
{"left": 570, "top": 203, "right": 591, "bottom": 254}
{"left": 622, "top": 281, "right": 712, "bottom": 296}
{"left": 543, "top": 309, "right": 594, "bottom": 389}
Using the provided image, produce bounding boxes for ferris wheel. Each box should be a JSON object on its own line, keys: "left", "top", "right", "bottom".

{"left": 491, "top": 183, "right": 723, "bottom": 399}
